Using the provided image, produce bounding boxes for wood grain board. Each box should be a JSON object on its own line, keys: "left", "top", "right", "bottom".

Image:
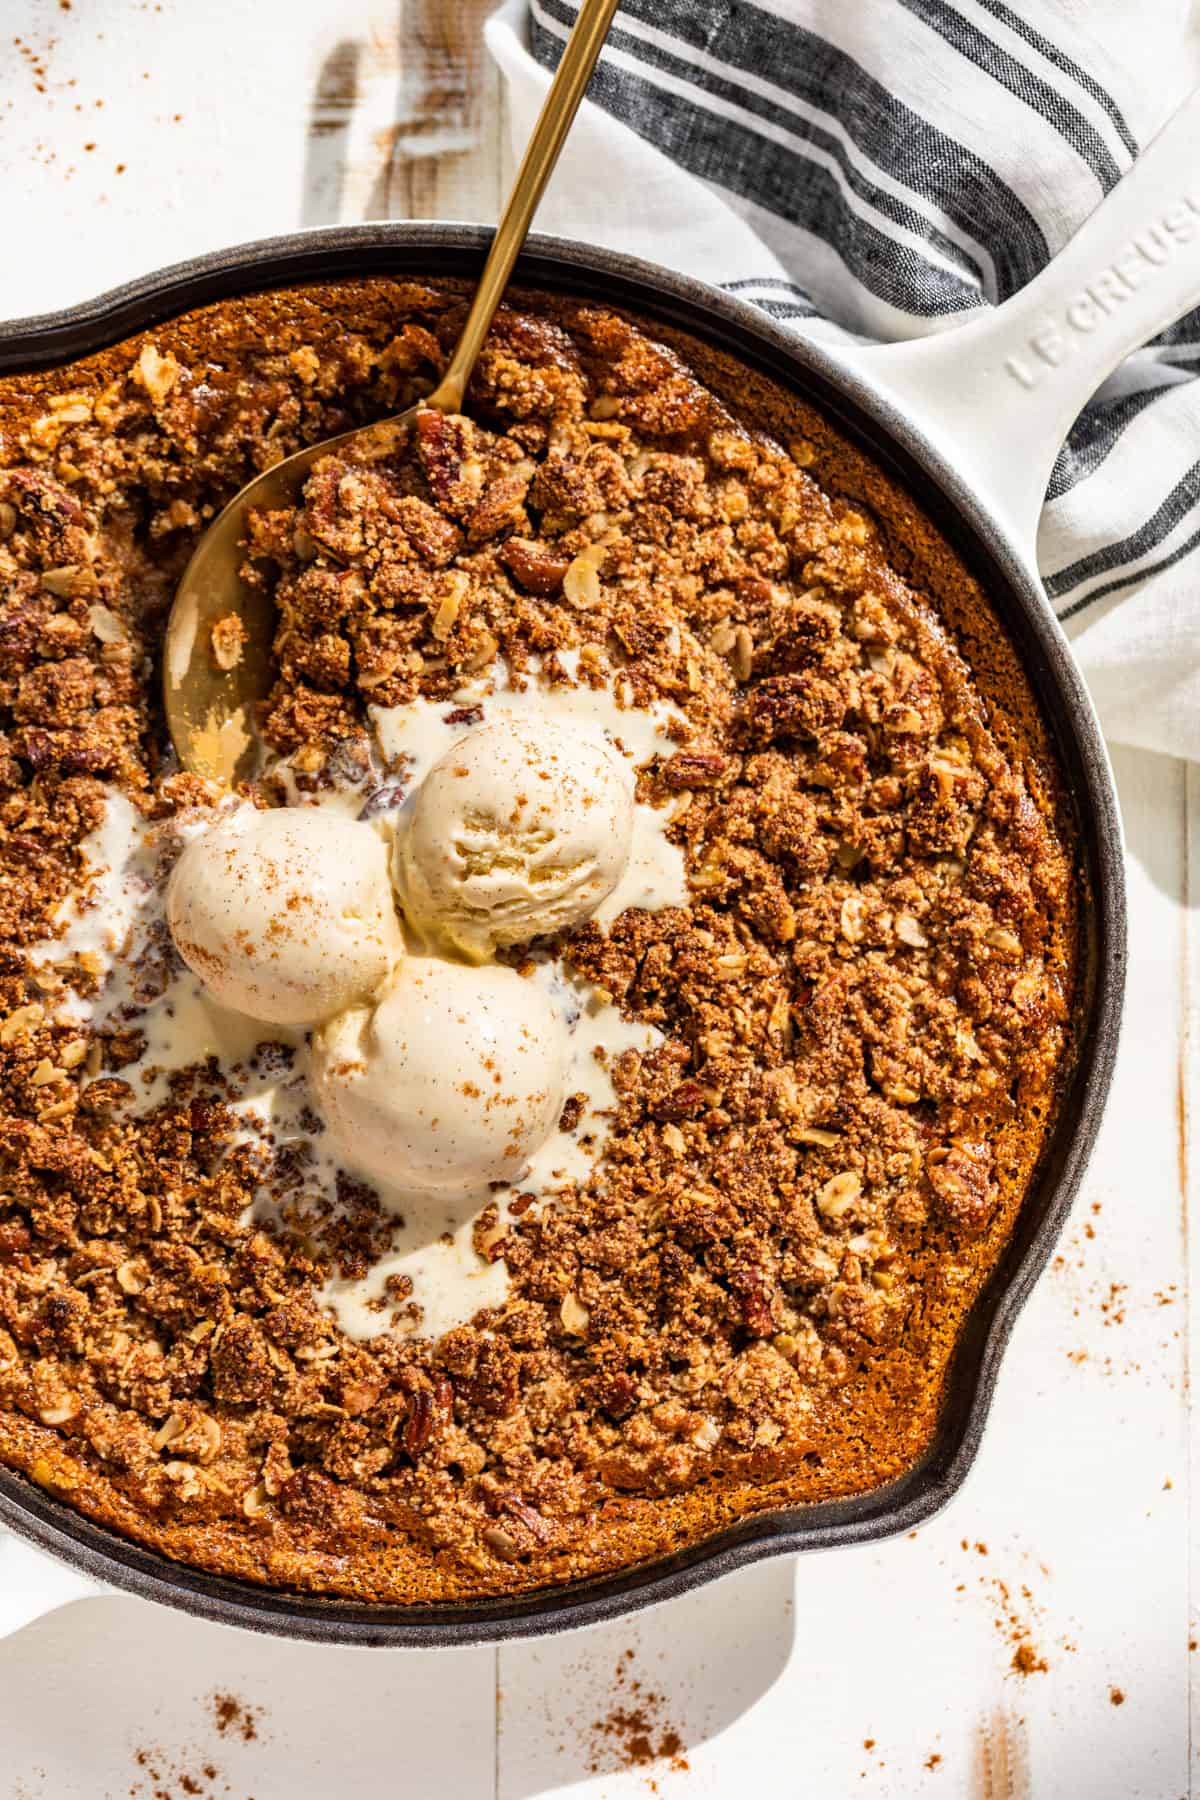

{"left": 0, "top": 4, "right": 1196, "bottom": 1795}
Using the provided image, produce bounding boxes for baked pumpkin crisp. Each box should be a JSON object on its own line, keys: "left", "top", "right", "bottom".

{"left": 0, "top": 281, "right": 1077, "bottom": 1601}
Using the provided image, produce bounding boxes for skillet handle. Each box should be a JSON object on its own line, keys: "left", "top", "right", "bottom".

{"left": 846, "top": 86, "right": 1200, "bottom": 554}
{"left": 0, "top": 1530, "right": 107, "bottom": 1638}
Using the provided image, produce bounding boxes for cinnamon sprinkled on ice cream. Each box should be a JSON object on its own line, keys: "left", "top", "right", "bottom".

{"left": 394, "top": 716, "right": 635, "bottom": 960}
{"left": 166, "top": 806, "right": 403, "bottom": 1027}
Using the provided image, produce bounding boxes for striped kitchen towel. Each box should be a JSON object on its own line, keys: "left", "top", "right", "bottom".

{"left": 486, "top": 0, "right": 1200, "bottom": 761}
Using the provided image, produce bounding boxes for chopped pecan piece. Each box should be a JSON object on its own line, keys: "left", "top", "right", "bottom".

{"left": 661, "top": 750, "right": 728, "bottom": 789}
{"left": 653, "top": 1080, "right": 708, "bottom": 1121}
{"left": 927, "top": 1140, "right": 996, "bottom": 1233}
{"left": 465, "top": 459, "right": 534, "bottom": 543}
{"left": 596, "top": 1371, "right": 638, "bottom": 1421}
{"left": 749, "top": 673, "right": 846, "bottom": 742}
{"left": 402, "top": 1389, "right": 435, "bottom": 1457}
{"left": 498, "top": 1491, "right": 551, "bottom": 1543}
{"left": 499, "top": 535, "right": 571, "bottom": 596}
{"left": 277, "top": 1466, "right": 353, "bottom": 1528}
{"left": 414, "top": 409, "right": 485, "bottom": 516}
{"left": 729, "top": 1262, "right": 776, "bottom": 1336}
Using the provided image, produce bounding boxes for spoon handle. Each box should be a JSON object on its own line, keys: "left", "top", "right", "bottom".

{"left": 848, "top": 85, "right": 1200, "bottom": 554}
{"left": 425, "top": 0, "right": 621, "bottom": 415}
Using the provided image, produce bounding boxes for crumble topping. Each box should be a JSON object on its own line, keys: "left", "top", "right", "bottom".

{"left": 0, "top": 284, "right": 1075, "bottom": 1600}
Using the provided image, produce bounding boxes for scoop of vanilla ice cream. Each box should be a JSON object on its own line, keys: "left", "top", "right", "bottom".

{"left": 166, "top": 807, "right": 405, "bottom": 1027}
{"left": 309, "top": 957, "right": 570, "bottom": 1196}
{"left": 393, "top": 718, "right": 635, "bottom": 960}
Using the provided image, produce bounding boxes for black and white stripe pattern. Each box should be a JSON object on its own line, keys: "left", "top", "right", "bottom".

{"left": 526, "top": 0, "right": 1200, "bottom": 628}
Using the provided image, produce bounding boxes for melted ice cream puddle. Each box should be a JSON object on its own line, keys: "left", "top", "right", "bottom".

{"left": 28, "top": 791, "right": 156, "bottom": 1016}
{"left": 29, "top": 659, "right": 682, "bottom": 1340}
{"left": 31, "top": 793, "right": 295, "bottom": 1101}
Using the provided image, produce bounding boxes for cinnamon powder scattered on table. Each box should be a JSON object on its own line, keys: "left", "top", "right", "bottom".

{"left": 1010, "top": 1642, "right": 1047, "bottom": 1677}
{"left": 957, "top": 1542, "right": 1053, "bottom": 1677}
{"left": 129, "top": 1745, "right": 233, "bottom": 1799}
{"left": 210, "top": 1694, "right": 262, "bottom": 1743}
{"left": 125, "top": 1694, "right": 266, "bottom": 1798}
{"left": 584, "top": 1649, "right": 690, "bottom": 1786}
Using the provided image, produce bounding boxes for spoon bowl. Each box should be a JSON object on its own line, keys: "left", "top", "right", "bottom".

{"left": 163, "top": 412, "right": 414, "bottom": 784}
{"left": 163, "top": 0, "right": 620, "bottom": 786}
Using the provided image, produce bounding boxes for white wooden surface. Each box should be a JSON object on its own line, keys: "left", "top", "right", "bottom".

{"left": 1, "top": 5, "right": 1196, "bottom": 1796}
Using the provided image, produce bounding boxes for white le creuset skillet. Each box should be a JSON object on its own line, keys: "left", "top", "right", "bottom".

{"left": 0, "top": 86, "right": 1197, "bottom": 1643}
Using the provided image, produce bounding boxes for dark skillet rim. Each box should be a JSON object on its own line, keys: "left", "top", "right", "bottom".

{"left": 0, "top": 224, "right": 1126, "bottom": 1647}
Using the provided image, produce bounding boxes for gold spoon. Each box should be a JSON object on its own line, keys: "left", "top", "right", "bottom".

{"left": 164, "top": 0, "right": 621, "bottom": 785}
